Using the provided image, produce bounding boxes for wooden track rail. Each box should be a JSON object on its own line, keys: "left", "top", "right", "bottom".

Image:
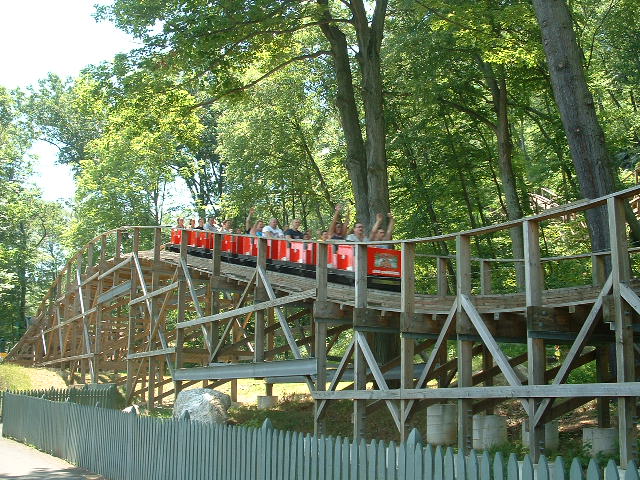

{"left": 7, "top": 184, "right": 640, "bottom": 465}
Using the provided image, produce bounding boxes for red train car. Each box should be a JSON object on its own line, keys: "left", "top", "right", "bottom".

{"left": 168, "top": 230, "right": 401, "bottom": 287}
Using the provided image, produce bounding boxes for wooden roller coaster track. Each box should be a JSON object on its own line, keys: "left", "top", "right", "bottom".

{"left": 7, "top": 185, "right": 640, "bottom": 465}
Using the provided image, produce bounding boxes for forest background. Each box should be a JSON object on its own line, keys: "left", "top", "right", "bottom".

{"left": 1, "top": 0, "right": 639, "bottom": 350}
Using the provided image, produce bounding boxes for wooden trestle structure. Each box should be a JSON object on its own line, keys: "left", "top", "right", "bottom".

{"left": 7, "top": 186, "right": 640, "bottom": 465}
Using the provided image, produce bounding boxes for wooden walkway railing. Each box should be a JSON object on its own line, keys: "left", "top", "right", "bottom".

{"left": 3, "top": 393, "right": 639, "bottom": 480}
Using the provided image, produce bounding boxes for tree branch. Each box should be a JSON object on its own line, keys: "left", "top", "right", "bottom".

{"left": 192, "top": 50, "right": 331, "bottom": 109}
{"left": 371, "top": 0, "right": 389, "bottom": 47}
{"left": 439, "top": 98, "right": 496, "bottom": 130}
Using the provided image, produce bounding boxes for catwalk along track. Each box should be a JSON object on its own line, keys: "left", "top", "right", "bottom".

{"left": 7, "top": 185, "right": 640, "bottom": 465}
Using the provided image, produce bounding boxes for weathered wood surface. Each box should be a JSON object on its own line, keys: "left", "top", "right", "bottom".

{"left": 145, "top": 250, "right": 624, "bottom": 316}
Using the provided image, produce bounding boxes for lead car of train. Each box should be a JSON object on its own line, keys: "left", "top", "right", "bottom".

{"left": 168, "top": 229, "right": 401, "bottom": 291}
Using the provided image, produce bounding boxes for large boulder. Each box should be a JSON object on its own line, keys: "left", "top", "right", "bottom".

{"left": 173, "top": 388, "right": 231, "bottom": 425}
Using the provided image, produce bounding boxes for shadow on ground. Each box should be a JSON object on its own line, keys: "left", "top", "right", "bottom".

{"left": 0, "top": 466, "right": 103, "bottom": 479}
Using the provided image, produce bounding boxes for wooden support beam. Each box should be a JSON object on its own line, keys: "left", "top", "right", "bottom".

{"left": 129, "top": 281, "right": 180, "bottom": 306}
{"left": 403, "top": 300, "right": 457, "bottom": 423}
{"left": 98, "top": 257, "right": 131, "bottom": 280}
{"left": 98, "top": 281, "right": 132, "bottom": 305}
{"left": 254, "top": 237, "right": 267, "bottom": 363}
{"left": 315, "top": 339, "right": 354, "bottom": 422}
{"left": 355, "top": 332, "right": 401, "bottom": 431}
{"left": 460, "top": 295, "right": 524, "bottom": 387}
{"left": 38, "top": 353, "right": 95, "bottom": 366}
{"left": 353, "top": 243, "right": 367, "bottom": 441}
{"left": 400, "top": 241, "right": 416, "bottom": 436}
{"left": 256, "top": 267, "right": 310, "bottom": 368}
{"left": 176, "top": 289, "right": 315, "bottom": 329}
{"left": 127, "top": 347, "right": 175, "bottom": 360}
{"left": 314, "top": 242, "right": 328, "bottom": 435}
{"left": 173, "top": 358, "right": 318, "bottom": 381}
{"left": 456, "top": 234, "right": 473, "bottom": 454}
{"left": 532, "top": 275, "right": 612, "bottom": 426}
{"left": 93, "top": 234, "right": 107, "bottom": 382}
{"left": 608, "top": 196, "right": 637, "bottom": 466}
{"left": 312, "top": 381, "right": 640, "bottom": 400}
{"left": 524, "top": 219, "right": 545, "bottom": 461}
{"left": 126, "top": 228, "right": 139, "bottom": 403}
{"left": 209, "top": 272, "right": 256, "bottom": 361}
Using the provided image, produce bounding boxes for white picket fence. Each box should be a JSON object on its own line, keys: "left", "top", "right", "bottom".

{"left": 2, "top": 393, "right": 638, "bottom": 480}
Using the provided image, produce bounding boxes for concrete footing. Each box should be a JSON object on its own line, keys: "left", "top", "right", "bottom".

{"left": 521, "top": 420, "right": 559, "bottom": 451}
{"left": 583, "top": 427, "right": 618, "bottom": 456}
{"left": 473, "top": 414, "right": 507, "bottom": 450}
{"left": 426, "top": 404, "right": 457, "bottom": 445}
{"left": 257, "top": 395, "right": 278, "bottom": 409}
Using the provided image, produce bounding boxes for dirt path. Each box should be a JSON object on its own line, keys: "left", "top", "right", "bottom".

{"left": 0, "top": 425, "right": 104, "bottom": 480}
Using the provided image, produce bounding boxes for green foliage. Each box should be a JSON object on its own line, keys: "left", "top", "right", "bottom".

{"left": 229, "top": 394, "right": 315, "bottom": 432}
{"left": 23, "top": 74, "right": 107, "bottom": 171}
{"left": 216, "top": 64, "right": 349, "bottom": 232}
{"left": 567, "top": 359, "right": 597, "bottom": 385}
{"left": 0, "top": 87, "right": 68, "bottom": 347}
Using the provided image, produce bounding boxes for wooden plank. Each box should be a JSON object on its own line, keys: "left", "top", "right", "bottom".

{"left": 456, "top": 234, "right": 474, "bottom": 452}
{"left": 98, "top": 281, "right": 132, "bottom": 304}
{"left": 210, "top": 272, "right": 257, "bottom": 361}
{"left": 173, "top": 359, "right": 318, "bottom": 381}
{"left": 176, "top": 289, "right": 315, "bottom": 329}
{"left": 400, "top": 241, "right": 416, "bottom": 435}
{"left": 317, "top": 243, "right": 328, "bottom": 302}
{"left": 80, "top": 271, "right": 100, "bottom": 286}
{"left": 620, "top": 282, "right": 640, "bottom": 316}
{"left": 256, "top": 267, "right": 305, "bottom": 361}
{"left": 460, "top": 295, "right": 522, "bottom": 387}
{"left": 311, "top": 381, "right": 640, "bottom": 400}
{"left": 254, "top": 237, "right": 267, "bottom": 363}
{"left": 523, "top": 219, "right": 545, "bottom": 461}
{"left": 38, "top": 353, "right": 95, "bottom": 366}
{"left": 314, "top": 242, "right": 330, "bottom": 433}
{"left": 608, "top": 196, "right": 637, "bottom": 466}
{"left": 353, "top": 243, "right": 367, "bottom": 441}
{"left": 532, "top": 275, "right": 612, "bottom": 426}
{"left": 179, "top": 257, "right": 205, "bottom": 318}
{"left": 98, "top": 257, "right": 130, "bottom": 280}
{"left": 42, "top": 307, "right": 98, "bottom": 334}
{"left": 128, "top": 281, "right": 180, "bottom": 306}
{"left": 355, "top": 332, "right": 401, "bottom": 431}
{"left": 417, "top": 301, "right": 457, "bottom": 390}
{"left": 315, "top": 339, "right": 355, "bottom": 420}
{"left": 127, "top": 347, "right": 176, "bottom": 360}
{"left": 125, "top": 228, "right": 140, "bottom": 403}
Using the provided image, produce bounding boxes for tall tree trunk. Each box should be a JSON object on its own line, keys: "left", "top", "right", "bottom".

{"left": 318, "top": 10, "right": 370, "bottom": 227}
{"left": 531, "top": 0, "right": 617, "bottom": 252}
{"left": 318, "top": 0, "right": 391, "bottom": 230}
{"left": 476, "top": 61, "right": 525, "bottom": 286}
{"left": 353, "top": 0, "right": 390, "bottom": 226}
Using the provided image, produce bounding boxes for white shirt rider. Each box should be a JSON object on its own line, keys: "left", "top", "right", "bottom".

{"left": 262, "top": 218, "right": 284, "bottom": 238}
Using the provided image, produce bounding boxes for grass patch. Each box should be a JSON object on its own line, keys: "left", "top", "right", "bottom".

{"left": 0, "top": 363, "right": 67, "bottom": 391}
{"left": 228, "top": 393, "right": 427, "bottom": 441}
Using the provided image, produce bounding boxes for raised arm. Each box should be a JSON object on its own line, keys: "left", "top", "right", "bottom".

{"left": 328, "top": 204, "right": 342, "bottom": 237}
{"left": 384, "top": 213, "right": 395, "bottom": 241}
{"left": 343, "top": 207, "right": 351, "bottom": 235}
{"left": 369, "top": 213, "right": 384, "bottom": 239}
{"left": 245, "top": 207, "right": 255, "bottom": 231}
